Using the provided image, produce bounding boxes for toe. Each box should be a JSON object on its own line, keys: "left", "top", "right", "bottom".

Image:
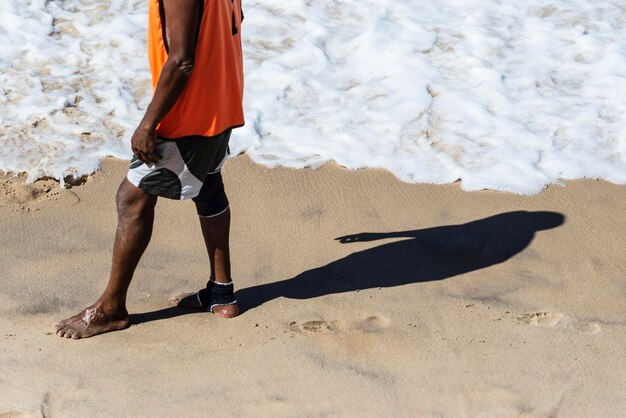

{"left": 169, "top": 294, "right": 184, "bottom": 306}
{"left": 55, "top": 315, "right": 77, "bottom": 331}
{"left": 174, "top": 292, "right": 202, "bottom": 309}
{"left": 169, "top": 293, "right": 183, "bottom": 305}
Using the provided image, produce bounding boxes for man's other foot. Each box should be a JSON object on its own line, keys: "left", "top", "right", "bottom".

{"left": 54, "top": 304, "right": 129, "bottom": 339}
{"left": 170, "top": 292, "right": 239, "bottom": 318}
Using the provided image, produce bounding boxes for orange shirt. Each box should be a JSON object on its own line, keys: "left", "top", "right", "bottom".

{"left": 147, "top": 0, "right": 245, "bottom": 138}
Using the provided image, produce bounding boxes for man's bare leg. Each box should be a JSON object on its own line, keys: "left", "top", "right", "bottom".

{"left": 171, "top": 208, "right": 239, "bottom": 318}
{"left": 55, "top": 179, "right": 158, "bottom": 339}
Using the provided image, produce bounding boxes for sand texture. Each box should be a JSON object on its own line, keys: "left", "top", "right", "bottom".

{"left": 1, "top": 157, "right": 625, "bottom": 417}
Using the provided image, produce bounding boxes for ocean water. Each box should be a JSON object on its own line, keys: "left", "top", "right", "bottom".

{"left": 1, "top": 0, "right": 625, "bottom": 193}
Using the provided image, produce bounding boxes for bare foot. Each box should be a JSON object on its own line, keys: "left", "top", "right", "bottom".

{"left": 212, "top": 303, "right": 239, "bottom": 318}
{"left": 54, "top": 304, "right": 129, "bottom": 339}
{"left": 170, "top": 292, "right": 239, "bottom": 318}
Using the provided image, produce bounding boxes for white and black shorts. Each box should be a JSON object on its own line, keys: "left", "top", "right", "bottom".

{"left": 127, "top": 129, "right": 231, "bottom": 200}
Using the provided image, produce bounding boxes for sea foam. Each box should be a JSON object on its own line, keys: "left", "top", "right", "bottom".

{"left": 1, "top": 0, "right": 625, "bottom": 193}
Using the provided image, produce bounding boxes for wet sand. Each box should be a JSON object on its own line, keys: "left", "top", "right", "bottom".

{"left": 1, "top": 156, "right": 625, "bottom": 417}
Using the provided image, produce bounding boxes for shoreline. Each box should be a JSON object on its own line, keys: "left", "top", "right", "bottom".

{"left": 1, "top": 154, "right": 624, "bottom": 201}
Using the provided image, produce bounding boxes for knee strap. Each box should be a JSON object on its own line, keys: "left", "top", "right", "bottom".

{"left": 193, "top": 171, "right": 229, "bottom": 217}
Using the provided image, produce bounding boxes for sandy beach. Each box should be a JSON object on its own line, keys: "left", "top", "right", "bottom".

{"left": 1, "top": 157, "right": 625, "bottom": 417}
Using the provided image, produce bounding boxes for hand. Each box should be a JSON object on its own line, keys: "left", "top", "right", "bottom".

{"left": 130, "top": 125, "right": 160, "bottom": 165}
{"left": 335, "top": 233, "right": 382, "bottom": 243}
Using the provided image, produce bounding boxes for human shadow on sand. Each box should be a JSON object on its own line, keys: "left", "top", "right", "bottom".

{"left": 130, "top": 210, "right": 564, "bottom": 324}
{"left": 236, "top": 210, "right": 564, "bottom": 311}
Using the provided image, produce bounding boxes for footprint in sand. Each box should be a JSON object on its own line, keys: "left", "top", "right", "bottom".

{"left": 300, "top": 320, "right": 334, "bottom": 334}
{"left": 356, "top": 315, "right": 391, "bottom": 332}
{"left": 516, "top": 311, "right": 564, "bottom": 327}
{"left": 515, "top": 311, "right": 600, "bottom": 334}
{"left": 295, "top": 316, "right": 390, "bottom": 335}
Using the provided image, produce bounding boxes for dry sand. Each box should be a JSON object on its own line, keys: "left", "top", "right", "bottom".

{"left": 1, "top": 156, "right": 625, "bottom": 417}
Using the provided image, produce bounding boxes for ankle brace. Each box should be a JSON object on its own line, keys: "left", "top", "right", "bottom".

{"left": 197, "top": 279, "right": 237, "bottom": 312}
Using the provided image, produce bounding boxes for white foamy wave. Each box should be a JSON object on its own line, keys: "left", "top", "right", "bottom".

{"left": 0, "top": 0, "right": 149, "bottom": 184}
{"left": 1, "top": 0, "right": 625, "bottom": 193}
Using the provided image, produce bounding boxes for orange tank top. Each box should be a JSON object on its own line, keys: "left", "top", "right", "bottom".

{"left": 147, "top": 0, "right": 245, "bottom": 138}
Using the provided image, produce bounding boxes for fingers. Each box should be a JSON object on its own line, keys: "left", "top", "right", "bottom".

{"left": 133, "top": 149, "right": 161, "bottom": 165}
{"left": 335, "top": 235, "right": 358, "bottom": 243}
{"left": 142, "top": 152, "right": 160, "bottom": 165}
{"left": 335, "top": 233, "right": 375, "bottom": 243}
{"left": 130, "top": 127, "right": 161, "bottom": 165}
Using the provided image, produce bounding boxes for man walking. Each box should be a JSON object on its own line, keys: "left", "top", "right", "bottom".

{"left": 55, "top": 0, "right": 245, "bottom": 339}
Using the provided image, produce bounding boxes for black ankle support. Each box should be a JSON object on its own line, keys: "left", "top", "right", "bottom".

{"left": 197, "top": 279, "right": 236, "bottom": 311}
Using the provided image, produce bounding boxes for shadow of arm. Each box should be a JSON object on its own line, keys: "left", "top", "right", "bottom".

{"left": 335, "top": 230, "right": 421, "bottom": 243}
